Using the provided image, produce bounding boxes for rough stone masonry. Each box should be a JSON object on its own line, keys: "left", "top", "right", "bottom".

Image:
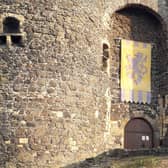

{"left": 0, "top": 0, "right": 168, "bottom": 168}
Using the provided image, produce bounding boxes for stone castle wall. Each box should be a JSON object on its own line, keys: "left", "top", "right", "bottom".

{"left": 158, "top": 0, "right": 168, "bottom": 95}
{"left": 158, "top": 0, "right": 168, "bottom": 146}
{"left": 0, "top": 0, "right": 167, "bottom": 167}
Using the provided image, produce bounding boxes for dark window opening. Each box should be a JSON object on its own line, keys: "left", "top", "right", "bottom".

{"left": 3, "top": 17, "right": 20, "bottom": 33}
{"left": 0, "top": 36, "right": 7, "bottom": 45}
{"left": 11, "top": 35, "right": 22, "bottom": 46}
{"left": 163, "top": 95, "right": 166, "bottom": 108}
{"left": 103, "top": 43, "right": 109, "bottom": 68}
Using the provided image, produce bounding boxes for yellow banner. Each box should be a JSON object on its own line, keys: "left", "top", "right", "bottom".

{"left": 121, "top": 39, "right": 151, "bottom": 103}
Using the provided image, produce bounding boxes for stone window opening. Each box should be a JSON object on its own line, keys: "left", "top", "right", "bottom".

{"left": 0, "top": 16, "right": 24, "bottom": 47}
{"left": 11, "top": 35, "right": 22, "bottom": 45}
{"left": 3, "top": 17, "right": 20, "bottom": 33}
{"left": 162, "top": 95, "right": 166, "bottom": 108}
{"left": 102, "top": 43, "right": 110, "bottom": 76}
{"left": 0, "top": 35, "right": 6, "bottom": 45}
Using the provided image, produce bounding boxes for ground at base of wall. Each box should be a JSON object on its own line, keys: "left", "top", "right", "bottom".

{"left": 111, "top": 156, "right": 167, "bottom": 168}
{"left": 64, "top": 155, "right": 168, "bottom": 168}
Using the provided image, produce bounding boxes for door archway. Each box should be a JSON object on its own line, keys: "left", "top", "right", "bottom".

{"left": 124, "top": 118, "right": 153, "bottom": 149}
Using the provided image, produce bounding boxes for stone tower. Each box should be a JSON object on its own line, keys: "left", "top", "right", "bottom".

{"left": 0, "top": 0, "right": 167, "bottom": 167}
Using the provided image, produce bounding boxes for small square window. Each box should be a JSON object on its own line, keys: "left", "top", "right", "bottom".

{"left": 11, "top": 35, "right": 22, "bottom": 46}
{"left": 0, "top": 36, "right": 7, "bottom": 45}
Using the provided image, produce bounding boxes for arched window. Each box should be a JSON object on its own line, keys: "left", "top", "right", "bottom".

{"left": 0, "top": 16, "right": 23, "bottom": 46}
{"left": 3, "top": 17, "right": 20, "bottom": 33}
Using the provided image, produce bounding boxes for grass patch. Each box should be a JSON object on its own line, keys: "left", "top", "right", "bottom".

{"left": 112, "top": 156, "right": 159, "bottom": 168}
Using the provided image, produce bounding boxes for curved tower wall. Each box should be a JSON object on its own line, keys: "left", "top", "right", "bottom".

{"left": 0, "top": 0, "right": 167, "bottom": 167}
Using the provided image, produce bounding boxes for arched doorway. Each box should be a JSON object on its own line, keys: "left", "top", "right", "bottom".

{"left": 124, "top": 118, "right": 153, "bottom": 149}
{"left": 109, "top": 4, "right": 167, "bottom": 149}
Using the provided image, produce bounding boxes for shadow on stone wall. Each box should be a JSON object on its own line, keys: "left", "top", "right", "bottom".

{"left": 63, "top": 148, "right": 168, "bottom": 168}
{"left": 0, "top": 112, "right": 12, "bottom": 167}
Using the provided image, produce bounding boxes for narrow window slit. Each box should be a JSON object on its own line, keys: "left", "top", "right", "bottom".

{"left": 102, "top": 43, "right": 110, "bottom": 74}
{"left": 163, "top": 95, "right": 166, "bottom": 108}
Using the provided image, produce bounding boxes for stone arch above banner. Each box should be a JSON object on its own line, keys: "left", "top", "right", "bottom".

{"left": 102, "top": 1, "right": 167, "bottom": 30}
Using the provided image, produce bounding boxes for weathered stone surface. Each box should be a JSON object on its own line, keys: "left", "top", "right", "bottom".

{"left": 0, "top": 0, "right": 167, "bottom": 168}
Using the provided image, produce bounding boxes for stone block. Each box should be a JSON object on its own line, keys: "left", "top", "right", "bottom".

{"left": 19, "top": 138, "right": 28, "bottom": 144}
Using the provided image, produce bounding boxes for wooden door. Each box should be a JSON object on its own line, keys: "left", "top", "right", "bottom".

{"left": 124, "top": 118, "right": 153, "bottom": 149}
